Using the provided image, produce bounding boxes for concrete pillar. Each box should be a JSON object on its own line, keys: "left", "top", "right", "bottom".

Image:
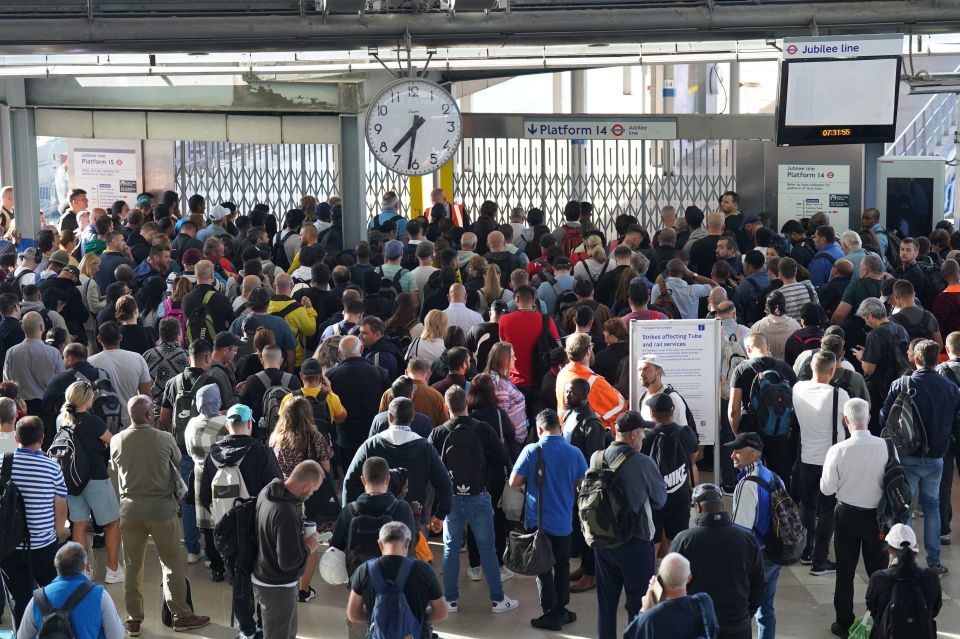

{"left": 339, "top": 114, "right": 367, "bottom": 248}
{"left": 10, "top": 108, "right": 41, "bottom": 244}
{"left": 729, "top": 62, "right": 740, "bottom": 115}
{"left": 570, "top": 70, "right": 587, "bottom": 199}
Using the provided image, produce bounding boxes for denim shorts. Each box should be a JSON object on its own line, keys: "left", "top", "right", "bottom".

{"left": 67, "top": 478, "right": 120, "bottom": 525}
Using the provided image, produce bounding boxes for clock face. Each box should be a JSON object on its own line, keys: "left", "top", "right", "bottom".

{"left": 365, "top": 78, "right": 463, "bottom": 177}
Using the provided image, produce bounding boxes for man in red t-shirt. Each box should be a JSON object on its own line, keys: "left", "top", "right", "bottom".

{"left": 499, "top": 285, "right": 561, "bottom": 420}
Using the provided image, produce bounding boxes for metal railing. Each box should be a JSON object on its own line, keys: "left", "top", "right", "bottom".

{"left": 886, "top": 92, "right": 958, "bottom": 158}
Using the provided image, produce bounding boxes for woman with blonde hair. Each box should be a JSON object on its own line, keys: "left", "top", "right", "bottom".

{"left": 314, "top": 335, "right": 344, "bottom": 373}
{"left": 405, "top": 308, "right": 447, "bottom": 364}
{"left": 79, "top": 253, "right": 105, "bottom": 352}
{"left": 482, "top": 264, "right": 514, "bottom": 310}
{"left": 269, "top": 395, "right": 334, "bottom": 601}
{"left": 573, "top": 233, "right": 613, "bottom": 283}
{"left": 58, "top": 380, "right": 123, "bottom": 582}
{"left": 484, "top": 341, "right": 528, "bottom": 445}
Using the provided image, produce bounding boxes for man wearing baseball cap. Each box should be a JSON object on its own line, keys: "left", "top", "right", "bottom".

{"left": 375, "top": 239, "right": 416, "bottom": 294}
{"left": 196, "top": 204, "right": 231, "bottom": 246}
{"left": 38, "top": 261, "right": 88, "bottom": 341}
{"left": 669, "top": 483, "right": 764, "bottom": 639}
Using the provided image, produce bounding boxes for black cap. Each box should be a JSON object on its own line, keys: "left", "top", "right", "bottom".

{"left": 552, "top": 256, "right": 572, "bottom": 269}
{"left": 491, "top": 300, "right": 509, "bottom": 315}
{"left": 301, "top": 358, "right": 323, "bottom": 376}
{"left": 724, "top": 432, "right": 764, "bottom": 452}
{"left": 213, "top": 331, "right": 241, "bottom": 349}
{"left": 644, "top": 392, "right": 674, "bottom": 414}
{"left": 691, "top": 483, "right": 724, "bottom": 505}
{"left": 615, "top": 411, "right": 647, "bottom": 433}
{"left": 780, "top": 219, "right": 804, "bottom": 235}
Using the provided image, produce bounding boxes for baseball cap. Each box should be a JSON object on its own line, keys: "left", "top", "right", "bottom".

{"left": 743, "top": 214, "right": 761, "bottom": 225}
{"left": 182, "top": 248, "right": 203, "bottom": 267}
{"left": 136, "top": 194, "right": 153, "bottom": 207}
{"left": 63, "top": 265, "right": 80, "bottom": 278}
{"left": 49, "top": 250, "right": 70, "bottom": 266}
{"left": 780, "top": 219, "right": 804, "bottom": 235}
{"left": 615, "top": 411, "right": 647, "bottom": 433}
{"left": 885, "top": 523, "right": 919, "bottom": 552}
{"left": 18, "top": 247, "right": 39, "bottom": 263}
{"left": 491, "top": 300, "right": 509, "bottom": 315}
{"left": 213, "top": 331, "right": 241, "bottom": 349}
{"left": 645, "top": 392, "right": 674, "bottom": 414}
{"left": 226, "top": 404, "right": 253, "bottom": 424}
{"left": 207, "top": 204, "right": 228, "bottom": 221}
{"left": 691, "top": 483, "right": 724, "bottom": 505}
{"left": 383, "top": 239, "right": 404, "bottom": 259}
{"left": 552, "top": 256, "right": 572, "bottom": 269}
{"left": 724, "top": 432, "right": 764, "bottom": 452}
{"left": 638, "top": 354, "right": 662, "bottom": 369}
{"left": 301, "top": 358, "right": 323, "bottom": 376}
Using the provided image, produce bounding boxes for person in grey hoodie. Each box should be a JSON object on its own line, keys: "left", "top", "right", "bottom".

{"left": 253, "top": 460, "right": 324, "bottom": 639}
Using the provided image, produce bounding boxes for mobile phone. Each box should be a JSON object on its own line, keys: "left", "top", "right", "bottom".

{"left": 650, "top": 575, "right": 665, "bottom": 604}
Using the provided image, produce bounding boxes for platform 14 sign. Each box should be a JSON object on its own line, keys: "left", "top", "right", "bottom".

{"left": 523, "top": 118, "right": 676, "bottom": 140}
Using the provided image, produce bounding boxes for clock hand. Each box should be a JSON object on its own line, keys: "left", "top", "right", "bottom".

{"left": 408, "top": 129, "right": 418, "bottom": 171}
{"left": 391, "top": 115, "right": 426, "bottom": 154}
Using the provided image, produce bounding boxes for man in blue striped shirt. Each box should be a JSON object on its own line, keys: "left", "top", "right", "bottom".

{"left": 0, "top": 416, "right": 67, "bottom": 629}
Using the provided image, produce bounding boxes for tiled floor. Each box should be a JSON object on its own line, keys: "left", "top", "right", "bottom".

{"left": 13, "top": 475, "right": 960, "bottom": 639}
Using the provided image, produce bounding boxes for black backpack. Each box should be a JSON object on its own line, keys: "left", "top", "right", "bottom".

{"left": 577, "top": 448, "right": 637, "bottom": 549}
{"left": 648, "top": 429, "right": 690, "bottom": 495}
{"left": 876, "top": 573, "right": 935, "bottom": 639}
{"left": 346, "top": 499, "right": 401, "bottom": 576}
{"left": 47, "top": 423, "right": 90, "bottom": 497}
{"left": 293, "top": 389, "right": 332, "bottom": 439}
{"left": 876, "top": 438, "right": 913, "bottom": 534}
{"left": 440, "top": 420, "right": 487, "bottom": 497}
{"left": 533, "top": 313, "right": 561, "bottom": 381}
{"left": 0, "top": 453, "right": 28, "bottom": 559}
{"left": 213, "top": 496, "right": 259, "bottom": 575}
{"left": 32, "top": 581, "right": 94, "bottom": 639}
{"left": 185, "top": 290, "right": 216, "bottom": 346}
{"left": 272, "top": 230, "right": 296, "bottom": 272}
{"left": 375, "top": 266, "right": 407, "bottom": 296}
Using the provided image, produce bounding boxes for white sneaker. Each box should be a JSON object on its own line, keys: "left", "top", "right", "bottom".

{"left": 491, "top": 596, "right": 519, "bottom": 614}
{"left": 105, "top": 566, "right": 125, "bottom": 584}
{"left": 499, "top": 565, "right": 514, "bottom": 582}
{"left": 466, "top": 567, "right": 482, "bottom": 581}
{"left": 445, "top": 599, "right": 458, "bottom": 613}
{"left": 186, "top": 553, "right": 202, "bottom": 564}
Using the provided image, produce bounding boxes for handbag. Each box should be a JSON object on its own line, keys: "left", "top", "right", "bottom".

{"left": 503, "top": 447, "right": 554, "bottom": 576}
{"left": 170, "top": 459, "right": 188, "bottom": 501}
{"left": 496, "top": 410, "right": 524, "bottom": 522}
{"left": 303, "top": 434, "right": 341, "bottom": 521}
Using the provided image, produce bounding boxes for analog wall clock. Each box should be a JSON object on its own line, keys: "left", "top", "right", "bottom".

{"left": 365, "top": 77, "right": 463, "bottom": 177}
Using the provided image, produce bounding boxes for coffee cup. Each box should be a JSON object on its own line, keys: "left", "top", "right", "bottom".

{"left": 303, "top": 520, "right": 317, "bottom": 537}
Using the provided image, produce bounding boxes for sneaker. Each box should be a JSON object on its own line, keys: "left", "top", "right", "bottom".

{"left": 298, "top": 586, "right": 316, "bottom": 603}
{"left": 491, "top": 597, "right": 519, "bottom": 614}
{"left": 530, "top": 614, "right": 562, "bottom": 631}
{"left": 500, "top": 565, "right": 514, "bottom": 582}
{"left": 124, "top": 620, "right": 141, "bottom": 636}
{"left": 466, "top": 566, "right": 482, "bottom": 581}
{"left": 810, "top": 561, "right": 837, "bottom": 576}
{"left": 186, "top": 553, "right": 202, "bottom": 564}
{"left": 558, "top": 608, "right": 577, "bottom": 625}
{"left": 204, "top": 560, "right": 212, "bottom": 568}
{"left": 830, "top": 622, "right": 846, "bottom": 638}
{"left": 446, "top": 599, "right": 458, "bottom": 613}
{"left": 172, "top": 614, "right": 211, "bottom": 632}
{"left": 928, "top": 563, "right": 950, "bottom": 577}
{"left": 800, "top": 549, "right": 813, "bottom": 565}
{"left": 212, "top": 570, "right": 225, "bottom": 583}
{"left": 237, "top": 633, "right": 262, "bottom": 639}
{"left": 92, "top": 533, "right": 105, "bottom": 550}
{"left": 105, "top": 566, "right": 125, "bottom": 584}
{"left": 940, "top": 534, "right": 951, "bottom": 546}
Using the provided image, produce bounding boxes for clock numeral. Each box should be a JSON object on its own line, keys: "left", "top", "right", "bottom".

{"left": 411, "top": 159, "right": 420, "bottom": 171}
{"left": 446, "top": 121, "right": 455, "bottom": 132}
{"left": 441, "top": 103, "right": 450, "bottom": 115}
{"left": 374, "top": 123, "right": 382, "bottom": 134}
{"left": 443, "top": 140, "right": 450, "bottom": 149}
{"left": 430, "top": 153, "right": 438, "bottom": 165}
{"left": 377, "top": 105, "right": 388, "bottom": 116}
{"left": 379, "top": 142, "right": 388, "bottom": 153}
{"left": 430, "top": 91, "right": 434, "bottom": 101}
{"left": 390, "top": 90, "right": 400, "bottom": 103}
{"left": 393, "top": 154, "right": 401, "bottom": 166}
{"left": 408, "top": 85, "right": 419, "bottom": 98}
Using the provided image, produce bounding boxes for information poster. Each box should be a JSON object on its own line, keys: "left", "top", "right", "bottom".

{"left": 628, "top": 319, "right": 720, "bottom": 445}
{"left": 68, "top": 139, "right": 143, "bottom": 210}
{"left": 777, "top": 163, "right": 850, "bottom": 230}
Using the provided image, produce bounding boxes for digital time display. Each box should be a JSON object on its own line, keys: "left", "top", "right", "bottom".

{"left": 820, "top": 128, "right": 853, "bottom": 137}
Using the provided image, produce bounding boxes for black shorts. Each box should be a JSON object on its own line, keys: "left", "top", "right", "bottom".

{"left": 653, "top": 493, "right": 692, "bottom": 541}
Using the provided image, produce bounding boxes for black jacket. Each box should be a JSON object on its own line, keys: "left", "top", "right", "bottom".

{"left": 326, "top": 357, "right": 390, "bottom": 456}
{"left": 182, "top": 284, "right": 235, "bottom": 337}
{"left": 866, "top": 560, "right": 942, "bottom": 635}
{"left": 254, "top": 479, "right": 308, "bottom": 585}
{"left": 330, "top": 491, "right": 417, "bottom": 553}
{"left": 428, "top": 415, "right": 509, "bottom": 495}
{"left": 669, "top": 511, "right": 764, "bottom": 635}
{"left": 363, "top": 335, "right": 404, "bottom": 381}
{"left": 200, "top": 435, "right": 284, "bottom": 512}
{"left": 38, "top": 275, "right": 89, "bottom": 328}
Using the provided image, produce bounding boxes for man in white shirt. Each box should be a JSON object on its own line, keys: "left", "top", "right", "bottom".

{"left": 649, "top": 259, "right": 714, "bottom": 320}
{"left": 410, "top": 242, "right": 438, "bottom": 295}
{"left": 442, "top": 283, "right": 483, "bottom": 334}
{"left": 819, "top": 397, "right": 889, "bottom": 637}
{"left": 89, "top": 322, "right": 153, "bottom": 427}
{"left": 793, "top": 351, "right": 848, "bottom": 576}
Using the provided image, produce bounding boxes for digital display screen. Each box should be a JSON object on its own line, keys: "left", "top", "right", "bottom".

{"left": 886, "top": 177, "right": 935, "bottom": 239}
{"left": 776, "top": 57, "right": 901, "bottom": 146}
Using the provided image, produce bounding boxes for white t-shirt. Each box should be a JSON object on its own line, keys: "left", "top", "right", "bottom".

{"left": 638, "top": 387, "right": 691, "bottom": 431}
{"left": 89, "top": 349, "right": 152, "bottom": 426}
{"left": 792, "top": 380, "right": 848, "bottom": 465}
{"left": 0, "top": 430, "right": 16, "bottom": 455}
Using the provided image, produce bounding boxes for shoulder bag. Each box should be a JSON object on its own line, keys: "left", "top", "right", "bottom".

{"left": 503, "top": 447, "right": 554, "bottom": 575}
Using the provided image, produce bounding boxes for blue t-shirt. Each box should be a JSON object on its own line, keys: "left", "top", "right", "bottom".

{"left": 512, "top": 434, "right": 587, "bottom": 536}
{"left": 624, "top": 594, "right": 718, "bottom": 639}
{"left": 229, "top": 313, "right": 296, "bottom": 352}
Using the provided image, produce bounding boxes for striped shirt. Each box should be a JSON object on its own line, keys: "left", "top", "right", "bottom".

{"left": 778, "top": 281, "right": 819, "bottom": 321}
{"left": 10, "top": 448, "right": 67, "bottom": 548}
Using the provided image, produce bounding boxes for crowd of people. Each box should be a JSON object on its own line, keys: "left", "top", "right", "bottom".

{"left": 0, "top": 186, "right": 954, "bottom": 639}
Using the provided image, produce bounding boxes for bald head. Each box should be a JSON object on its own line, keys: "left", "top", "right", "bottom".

{"left": 275, "top": 272, "right": 293, "bottom": 294}
{"left": 708, "top": 286, "right": 727, "bottom": 309}
{"left": 339, "top": 335, "right": 362, "bottom": 358}
{"left": 449, "top": 283, "right": 467, "bottom": 302}
{"left": 834, "top": 259, "right": 854, "bottom": 278}
{"left": 21, "top": 311, "right": 43, "bottom": 338}
{"left": 706, "top": 212, "right": 724, "bottom": 231}
{"left": 487, "top": 231, "right": 505, "bottom": 251}
{"left": 460, "top": 233, "right": 477, "bottom": 251}
{"left": 241, "top": 274, "right": 261, "bottom": 296}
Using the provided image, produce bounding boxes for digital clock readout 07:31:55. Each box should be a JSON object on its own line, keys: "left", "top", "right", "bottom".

{"left": 820, "top": 128, "right": 853, "bottom": 137}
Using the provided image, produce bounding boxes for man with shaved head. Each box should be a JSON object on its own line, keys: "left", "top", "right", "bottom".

{"left": 4, "top": 311, "right": 65, "bottom": 445}
{"left": 268, "top": 272, "right": 316, "bottom": 367}
{"left": 485, "top": 230, "right": 520, "bottom": 288}
{"left": 443, "top": 283, "right": 483, "bottom": 333}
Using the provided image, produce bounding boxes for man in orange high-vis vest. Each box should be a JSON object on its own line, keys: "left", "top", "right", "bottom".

{"left": 555, "top": 332, "right": 626, "bottom": 431}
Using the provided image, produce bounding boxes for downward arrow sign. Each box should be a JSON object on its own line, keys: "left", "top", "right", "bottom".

{"left": 527, "top": 124, "right": 537, "bottom": 135}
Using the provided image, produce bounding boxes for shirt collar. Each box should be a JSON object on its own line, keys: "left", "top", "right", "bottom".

{"left": 15, "top": 447, "right": 44, "bottom": 456}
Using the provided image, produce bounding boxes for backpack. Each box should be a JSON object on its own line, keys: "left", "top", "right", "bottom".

{"left": 744, "top": 472, "right": 806, "bottom": 565}
{"left": 637, "top": 385, "right": 698, "bottom": 437}
{"left": 172, "top": 372, "right": 212, "bottom": 452}
{"left": 790, "top": 332, "right": 822, "bottom": 353}
{"left": 400, "top": 243, "right": 418, "bottom": 272}
{"left": 540, "top": 270, "right": 576, "bottom": 320}
{"left": 654, "top": 287, "right": 682, "bottom": 320}
{"left": 31, "top": 581, "right": 94, "bottom": 639}
{"left": 293, "top": 389, "right": 332, "bottom": 439}
{"left": 185, "top": 290, "right": 216, "bottom": 345}
{"left": 880, "top": 375, "right": 928, "bottom": 458}
{"left": 648, "top": 429, "right": 690, "bottom": 494}
{"left": 747, "top": 364, "right": 794, "bottom": 437}
{"left": 270, "top": 300, "right": 302, "bottom": 321}
{"left": 365, "top": 557, "right": 425, "bottom": 639}
{"left": 0, "top": 453, "right": 28, "bottom": 559}
{"left": 533, "top": 314, "right": 560, "bottom": 380}
{"left": 440, "top": 420, "right": 487, "bottom": 496}
{"left": 938, "top": 360, "right": 960, "bottom": 387}
{"left": 210, "top": 452, "right": 250, "bottom": 525}
{"left": 876, "top": 573, "right": 936, "bottom": 639}
{"left": 47, "top": 422, "right": 90, "bottom": 497}
{"left": 73, "top": 371, "right": 122, "bottom": 435}
{"left": 375, "top": 266, "right": 407, "bottom": 295}
{"left": 256, "top": 371, "right": 295, "bottom": 440}
{"left": 213, "top": 496, "right": 258, "bottom": 574}
{"left": 272, "top": 230, "right": 295, "bottom": 272}
{"left": 559, "top": 225, "right": 583, "bottom": 257}
{"left": 876, "top": 438, "right": 913, "bottom": 534}
{"left": 584, "top": 260, "right": 609, "bottom": 288}
{"left": 881, "top": 228, "right": 903, "bottom": 270}
{"left": 720, "top": 333, "right": 747, "bottom": 400}
{"left": 578, "top": 448, "right": 637, "bottom": 549}
{"left": 895, "top": 310, "right": 934, "bottom": 342}
{"left": 346, "top": 500, "right": 402, "bottom": 576}
{"left": 161, "top": 297, "right": 186, "bottom": 338}
{"left": 11, "top": 269, "right": 33, "bottom": 290}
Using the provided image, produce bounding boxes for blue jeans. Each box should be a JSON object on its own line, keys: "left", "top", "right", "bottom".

{"left": 756, "top": 556, "right": 781, "bottom": 639}
{"left": 443, "top": 493, "right": 503, "bottom": 602}
{"left": 903, "top": 456, "right": 944, "bottom": 565}
{"left": 178, "top": 455, "right": 200, "bottom": 555}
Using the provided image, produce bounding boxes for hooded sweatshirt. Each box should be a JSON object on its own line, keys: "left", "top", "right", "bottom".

{"left": 253, "top": 478, "right": 307, "bottom": 586}
{"left": 362, "top": 335, "right": 404, "bottom": 381}
{"left": 199, "top": 435, "right": 284, "bottom": 515}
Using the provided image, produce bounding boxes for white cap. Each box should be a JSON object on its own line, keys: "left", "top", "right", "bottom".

{"left": 319, "top": 546, "right": 348, "bottom": 584}
{"left": 207, "top": 205, "right": 228, "bottom": 222}
{"left": 885, "top": 523, "right": 919, "bottom": 553}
